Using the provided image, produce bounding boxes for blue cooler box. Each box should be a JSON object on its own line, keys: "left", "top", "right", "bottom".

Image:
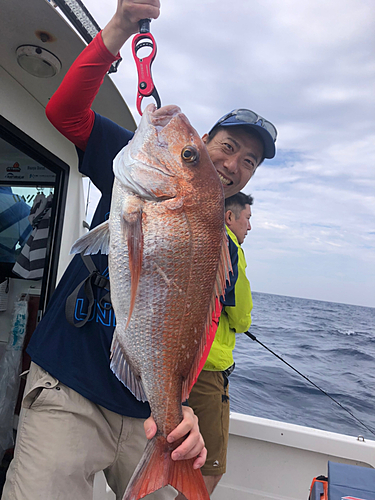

{"left": 328, "top": 461, "right": 375, "bottom": 500}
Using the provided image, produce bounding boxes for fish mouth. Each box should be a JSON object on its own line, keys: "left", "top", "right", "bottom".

{"left": 137, "top": 103, "right": 188, "bottom": 179}
{"left": 145, "top": 104, "right": 182, "bottom": 130}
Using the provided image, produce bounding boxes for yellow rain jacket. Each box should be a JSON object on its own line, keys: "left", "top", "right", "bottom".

{"left": 203, "top": 227, "right": 253, "bottom": 371}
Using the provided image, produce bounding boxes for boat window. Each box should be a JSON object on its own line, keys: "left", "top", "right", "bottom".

{"left": 0, "top": 117, "right": 68, "bottom": 385}
{"left": 0, "top": 168, "right": 56, "bottom": 286}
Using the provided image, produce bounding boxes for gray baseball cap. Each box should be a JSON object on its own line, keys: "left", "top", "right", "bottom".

{"left": 209, "top": 109, "right": 277, "bottom": 159}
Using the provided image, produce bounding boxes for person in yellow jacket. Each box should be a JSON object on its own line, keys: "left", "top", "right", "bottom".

{"left": 179, "top": 192, "right": 254, "bottom": 498}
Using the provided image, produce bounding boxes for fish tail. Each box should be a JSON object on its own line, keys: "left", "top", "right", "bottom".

{"left": 123, "top": 435, "right": 210, "bottom": 500}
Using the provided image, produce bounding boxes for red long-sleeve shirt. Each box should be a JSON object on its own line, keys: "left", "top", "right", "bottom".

{"left": 46, "top": 32, "right": 120, "bottom": 151}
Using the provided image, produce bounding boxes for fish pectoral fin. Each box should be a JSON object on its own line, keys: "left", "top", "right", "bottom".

{"left": 70, "top": 220, "right": 110, "bottom": 255}
{"left": 183, "top": 230, "right": 233, "bottom": 399}
{"left": 110, "top": 334, "right": 147, "bottom": 402}
{"left": 121, "top": 200, "right": 143, "bottom": 329}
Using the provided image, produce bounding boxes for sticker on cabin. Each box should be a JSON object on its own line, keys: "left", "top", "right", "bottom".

{"left": 6, "top": 162, "right": 21, "bottom": 172}
{"left": 0, "top": 162, "right": 55, "bottom": 182}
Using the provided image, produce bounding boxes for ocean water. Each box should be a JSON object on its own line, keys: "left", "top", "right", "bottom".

{"left": 230, "top": 292, "right": 375, "bottom": 439}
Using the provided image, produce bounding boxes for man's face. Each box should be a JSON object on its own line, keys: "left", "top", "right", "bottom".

{"left": 202, "top": 127, "right": 264, "bottom": 198}
{"left": 226, "top": 204, "right": 252, "bottom": 245}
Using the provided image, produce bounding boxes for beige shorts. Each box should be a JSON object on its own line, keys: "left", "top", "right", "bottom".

{"left": 2, "top": 362, "right": 175, "bottom": 500}
{"left": 188, "top": 370, "right": 230, "bottom": 476}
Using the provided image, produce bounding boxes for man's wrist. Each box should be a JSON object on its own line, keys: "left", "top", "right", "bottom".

{"left": 101, "top": 17, "right": 136, "bottom": 56}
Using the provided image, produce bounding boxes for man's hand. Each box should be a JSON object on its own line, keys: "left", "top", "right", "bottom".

{"left": 102, "top": 0, "right": 161, "bottom": 56}
{"left": 144, "top": 406, "right": 207, "bottom": 470}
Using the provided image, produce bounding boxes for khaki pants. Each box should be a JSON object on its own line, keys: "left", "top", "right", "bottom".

{"left": 188, "top": 370, "right": 229, "bottom": 476}
{"left": 2, "top": 362, "right": 175, "bottom": 500}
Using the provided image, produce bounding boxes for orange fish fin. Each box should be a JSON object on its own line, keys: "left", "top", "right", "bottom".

{"left": 182, "top": 231, "right": 232, "bottom": 399}
{"left": 207, "top": 229, "right": 233, "bottom": 333}
{"left": 122, "top": 208, "right": 143, "bottom": 329}
{"left": 123, "top": 435, "right": 210, "bottom": 500}
{"left": 187, "top": 298, "right": 222, "bottom": 393}
{"left": 110, "top": 333, "right": 147, "bottom": 402}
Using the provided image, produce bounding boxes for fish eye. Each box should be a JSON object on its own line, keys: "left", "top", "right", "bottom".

{"left": 181, "top": 146, "right": 199, "bottom": 164}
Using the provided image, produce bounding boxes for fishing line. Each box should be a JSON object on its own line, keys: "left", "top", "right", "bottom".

{"left": 244, "top": 331, "right": 375, "bottom": 438}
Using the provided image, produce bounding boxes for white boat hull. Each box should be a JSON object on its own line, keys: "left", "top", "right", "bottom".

{"left": 214, "top": 412, "right": 374, "bottom": 500}
{"left": 93, "top": 411, "right": 375, "bottom": 499}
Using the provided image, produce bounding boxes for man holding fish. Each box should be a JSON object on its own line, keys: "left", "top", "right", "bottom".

{"left": 3, "top": 1, "right": 277, "bottom": 500}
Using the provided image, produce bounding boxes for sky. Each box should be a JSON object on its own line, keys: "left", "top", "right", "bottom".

{"left": 80, "top": 0, "right": 375, "bottom": 308}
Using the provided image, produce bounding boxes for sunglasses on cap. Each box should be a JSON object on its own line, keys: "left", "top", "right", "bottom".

{"left": 210, "top": 109, "right": 277, "bottom": 143}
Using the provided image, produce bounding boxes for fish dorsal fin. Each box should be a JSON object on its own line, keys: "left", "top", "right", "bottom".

{"left": 110, "top": 333, "right": 148, "bottom": 402}
{"left": 122, "top": 201, "right": 144, "bottom": 329}
{"left": 182, "top": 230, "right": 232, "bottom": 400}
{"left": 70, "top": 220, "right": 110, "bottom": 255}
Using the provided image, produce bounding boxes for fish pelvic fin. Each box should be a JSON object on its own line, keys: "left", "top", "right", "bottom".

{"left": 122, "top": 202, "right": 143, "bottom": 329}
{"left": 123, "top": 435, "right": 210, "bottom": 500}
{"left": 110, "top": 333, "right": 147, "bottom": 402}
{"left": 184, "top": 230, "right": 233, "bottom": 398}
{"left": 70, "top": 220, "right": 110, "bottom": 255}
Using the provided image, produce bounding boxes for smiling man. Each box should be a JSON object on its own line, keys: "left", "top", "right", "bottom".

{"left": 203, "top": 109, "right": 277, "bottom": 198}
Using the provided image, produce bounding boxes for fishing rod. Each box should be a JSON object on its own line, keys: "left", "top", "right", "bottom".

{"left": 244, "top": 330, "right": 375, "bottom": 438}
